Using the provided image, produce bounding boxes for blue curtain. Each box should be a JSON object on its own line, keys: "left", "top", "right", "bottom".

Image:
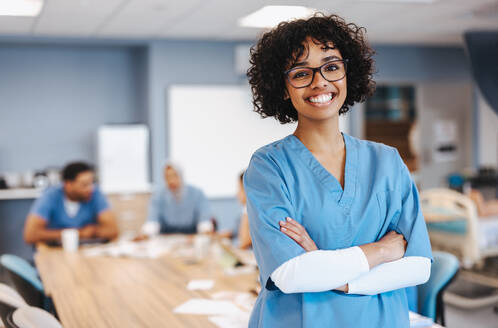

{"left": 464, "top": 31, "right": 498, "bottom": 115}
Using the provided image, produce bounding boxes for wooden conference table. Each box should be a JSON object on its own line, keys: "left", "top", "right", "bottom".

{"left": 35, "top": 236, "right": 259, "bottom": 328}
{"left": 35, "top": 236, "right": 444, "bottom": 328}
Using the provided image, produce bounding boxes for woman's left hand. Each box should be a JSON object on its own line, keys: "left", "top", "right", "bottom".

{"left": 279, "top": 217, "right": 318, "bottom": 252}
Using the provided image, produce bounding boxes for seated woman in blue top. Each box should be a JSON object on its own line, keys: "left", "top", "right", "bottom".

{"left": 143, "top": 161, "right": 212, "bottom": 235}
{"left": 244, "top": 14, "right": 433, "bottom": 328}
{"left": 24, "top": 162, "right": 119, "bottom": 244}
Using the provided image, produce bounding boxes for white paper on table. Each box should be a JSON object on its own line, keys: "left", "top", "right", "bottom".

{"left": 211, "top": 291, "right": 256, "bottom": 312}
{"left": 173, "top": 299, "right": 244, "bottom": 316}
{"left": 224, "top": 265, "right": 257, "bottom": 276}
{"left": 82, "top": 244, "right": 123, "bottom": 257}
{"left": 187, "top": 280, "right": 215, "bottom": 290}
{"left": 82, "top": 236, "right": 188, "bottom": 259}
{"left": 231, "top": 249, "right": 257, "bottom": 266}
{"left": 409, "top": 311, "right": 434, "bottom": 327}
{"left": 208, "top": 313, "right": 250, "bottom": 328}
{"left": 82, "top": 246, "right": 106, "bottom": 257}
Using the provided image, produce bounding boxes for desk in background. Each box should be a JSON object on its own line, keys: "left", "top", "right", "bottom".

{"left": 0, "top": 188, "right": 43, "bottom": 200}
{"left": 35, "top": 237, "right": 258, "bottom": 328}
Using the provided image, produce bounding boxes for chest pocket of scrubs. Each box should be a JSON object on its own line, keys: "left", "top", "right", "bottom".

{"left": 376, "top": 190, "right": 402, "bottom": 239}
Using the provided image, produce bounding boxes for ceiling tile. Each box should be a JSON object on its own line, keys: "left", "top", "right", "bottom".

{"left": 33, "top": 0, "right": 126, "bottom": 37}
{"left": 98, "top": 0, "right": 205, "bottom": 38}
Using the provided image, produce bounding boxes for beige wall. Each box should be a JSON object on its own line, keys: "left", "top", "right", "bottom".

{"left": 416, "top": 82, "right": 473, "bottom": 189}
{"left": 477, "top": 89, "right": 498, "bottom": 167}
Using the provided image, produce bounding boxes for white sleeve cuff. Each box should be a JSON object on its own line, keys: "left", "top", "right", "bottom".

{"left": 356, "top": 246, "right": 370, "bottom": 272}
{"left": 348, "top": 256, "right": 431, "bottom": 295}
{"left": 270, "top": 246, "right": 370, "bottom": 294}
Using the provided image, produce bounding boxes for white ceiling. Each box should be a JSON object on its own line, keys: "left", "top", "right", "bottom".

{"left": 0, "top": 0, "right": 497, "bottom": 45}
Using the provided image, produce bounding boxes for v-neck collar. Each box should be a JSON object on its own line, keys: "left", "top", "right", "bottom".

{"left": 286, "top": 133, "right": 357, "bottom": 209}
{"left": 164, "top": 185, "right": 187, "bottom": 204}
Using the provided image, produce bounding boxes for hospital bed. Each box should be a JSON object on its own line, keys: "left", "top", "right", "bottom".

{"left": 420, "top": 188, "right": 498, "bottom": 269}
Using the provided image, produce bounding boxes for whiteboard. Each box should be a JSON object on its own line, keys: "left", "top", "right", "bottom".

{"left": 168, "top": 85, "right": 349, "bottom": 198}
{"left": 97, "top": 125, "right": 150, "bottom": 193}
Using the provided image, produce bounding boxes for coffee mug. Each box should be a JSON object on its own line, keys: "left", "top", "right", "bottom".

{"left": 193, "top": 234, "right": 210, "bottom": 260}
{"left": 61, "top": 229, "right": 79, "bottom": 252}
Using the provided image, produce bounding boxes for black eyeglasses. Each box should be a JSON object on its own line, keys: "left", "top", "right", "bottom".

{"left": 284, "top": 59, "right": 348, "bottom": 89}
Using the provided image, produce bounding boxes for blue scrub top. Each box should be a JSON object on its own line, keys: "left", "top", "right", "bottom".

{"left": 244, "top": 133, "right": 432, "bottom": 328}
{"left": 147, "top": 185, "right": 211, "bottom": 234}
{"left": 29, "top": 185, "right": 109, "bottom": 229}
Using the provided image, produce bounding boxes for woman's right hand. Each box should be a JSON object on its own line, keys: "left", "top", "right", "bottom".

{"left": 377, "top": 231, "right": 407, "bottom": 263}
{"left": 359, "top": 230, "right": 406, "bottom": 269}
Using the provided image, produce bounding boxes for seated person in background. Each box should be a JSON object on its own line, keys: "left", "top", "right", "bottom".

{"left": 237, "top": 172, "right": 252, "bottom": 249}
{"left": 468, "top": 188, "right": 498, "bottom": 217}
{"left": 142, "top": 161, "right": 212, "bottom": 235}
{"left": 208, "top": 172, "right": 250, "bottom": 241}
{"left": 24, "top": 162, "right": 119, "bottom": 244}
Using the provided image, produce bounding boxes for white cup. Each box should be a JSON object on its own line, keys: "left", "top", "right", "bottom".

{"left": 22, "top": 171, "right": 34, "bottom": 188}
{"left": 193, "top": 234, "right": 210, "bottom": 260}
{"left": 4, "top": 172, "right": 21, "bottom": 188}
{"left": 61, "top": 229, "right": 79, "bottom": 252}
{"left": 197, "top": 220, "right": 214, "bottom": 234}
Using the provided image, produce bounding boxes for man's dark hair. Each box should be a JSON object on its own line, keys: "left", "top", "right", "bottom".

{"left": 62, "top": 162, "right": 93, "bottom": 181}
{"left": 247, "top": 13, "right": 376, "bottom": 124}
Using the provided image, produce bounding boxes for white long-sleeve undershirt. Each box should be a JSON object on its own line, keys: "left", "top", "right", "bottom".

{"left": 270, "top": 248, "right": 431, "bottom": 295}
{"left": 270, "top": 247, "right": 370, "bottom": 293}
{"left": 347, "top": 256, "right": 431, "bottom": 295}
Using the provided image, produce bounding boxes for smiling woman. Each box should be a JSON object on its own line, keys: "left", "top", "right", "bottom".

{"left": 244, "top": 13, "right": 433, "bottom": 328}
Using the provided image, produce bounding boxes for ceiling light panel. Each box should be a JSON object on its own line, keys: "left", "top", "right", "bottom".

{"left": 238, "top": 6, "right": 317, "bottom": 28}
{"left": 0, "top": 0, "right": 43, "bottom": 17}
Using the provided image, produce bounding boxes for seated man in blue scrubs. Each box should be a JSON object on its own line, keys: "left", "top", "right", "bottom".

{"left": 143, "top": 161, "right": 212, "bottom": 235}
{"left": 23, "top": 162, "right": 118, "bottom": 244}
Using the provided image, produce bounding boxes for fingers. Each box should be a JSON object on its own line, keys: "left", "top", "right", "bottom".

{"left": 279, "top": 218, "right": 302, "bottom": 236}
{"left": 279, "top": 217, "right": 318, "bottom": 252}
{"left": 383, "top": 230, "right": 405, "bottom": 241}
{"left": 280, "top": 224, "right": 306, "bottom": 245}
{"left": 386, "top": 230, "right": 400, "bottom": 237}
{"left": 281, "top": 217, "right": 307, "bottom": 235}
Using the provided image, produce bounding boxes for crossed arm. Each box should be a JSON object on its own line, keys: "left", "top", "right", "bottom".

{"left": 24, "top": 210, "right": 119, "bottom": 245}
{"left": 271, "top": 217, "right": 431, "bottom": 295}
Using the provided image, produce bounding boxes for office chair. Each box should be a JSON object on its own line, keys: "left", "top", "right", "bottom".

{"left": 0, "top": 301, "right": 16, "bottom": 328}
{"left": 0, "top": 304, "right": 61, "bottom": 328}
{"left": 417, "top": 251, "right": 459, "bottom": 326}
{"left": 0, "top": 283, "right": 26, "bottom": 328}
{"left": 0, "top": 255, "right": 44, "bottom": 309}
{"left": 0, "top": 284, "right": 26, "bottom": 309}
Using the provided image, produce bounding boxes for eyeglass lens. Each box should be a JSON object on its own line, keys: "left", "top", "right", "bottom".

{"left": 287, "top": 61, "right": 346, "bottom": 88}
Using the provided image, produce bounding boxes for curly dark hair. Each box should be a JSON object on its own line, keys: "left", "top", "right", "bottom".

{"left": 247, "top": 13, "right": 376, "bottom": 124}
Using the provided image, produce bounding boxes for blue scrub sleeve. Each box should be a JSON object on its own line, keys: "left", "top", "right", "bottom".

{"left": 393, "top": 150, "right": 433, "bottom": 261}
{"left": 93, "top": 188, "right": 110, "bottom": 214}
{"left": 244, "top": 153, "right": 306, "bottom": 290}
{"left": 29, "top": 189, "right": 54, "bottom": 221}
